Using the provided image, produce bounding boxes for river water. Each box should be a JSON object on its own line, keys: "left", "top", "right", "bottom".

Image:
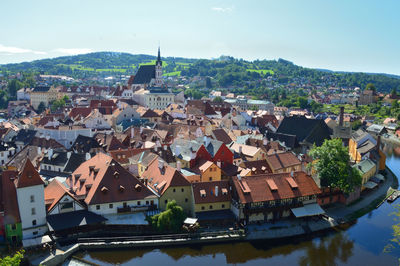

{"left": 73, "top": 143, "right": 400, "bottom": 266}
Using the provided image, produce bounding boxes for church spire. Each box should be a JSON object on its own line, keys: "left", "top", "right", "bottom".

{"left": 156, "top": 46, "right": 162, "bottom": 66}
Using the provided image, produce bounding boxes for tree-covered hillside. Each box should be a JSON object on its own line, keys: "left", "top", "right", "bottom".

{"left": 1, "top": 52, "right": 400, "bottom": 92}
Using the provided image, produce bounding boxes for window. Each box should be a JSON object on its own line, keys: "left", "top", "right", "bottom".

{"left": 33, "top": 231, "right": 38, "bottom": 235}
{"left": 96, "top": 205, "right": 100, "bottom": 210}
{"left": 222, "top": 204, "right": 225, "bottom": 208}
{"left": 209, "top": 205, "right": 213, "bottom": 209}
{"left": 201, "top": 206, "right": 205, "bottom": 210}
{"left": 30, "top": 195, "right": 35, "bottom": 203}
{"left": 181, "top": 188, "right": 184, "bottom": 192}
{"left": 137, "top": 201, "right": 141, "bottom": 206}
{"left": 173, "top": 188, "right": 176, "bottom": 193}
{"left": 11, "top": 224, "right": 16, "bottom": 230}
{"left": 185, "top": 198, "right": 188, "bottom": 203}
{"left": 209, "top": 177, "right": 212, "bottom": 181}
{"left": 31, "top": 208, "right": 36, "bottom": 215}
{"left": 32, "top": 220, "right": 37, "bottom": 226}
{"left": 165, "top": 199, "right": 168, "bottom": 204}
{"left": 109, "top": 204, "right": 113, "bottom": 209}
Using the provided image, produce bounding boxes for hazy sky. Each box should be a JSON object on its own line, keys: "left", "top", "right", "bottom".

{"left": 1, "top": 0, "right": 399, "bottom": 74}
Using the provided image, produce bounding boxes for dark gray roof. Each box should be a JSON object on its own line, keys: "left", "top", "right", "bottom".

{"left": 14, "top": 129, "right": 37, "bottom": 145}
{"left": 63, "top": 153, "right": 87, "bottom": 173}
{"left": 276, "top": 116, "right": 331, "bottom": 146}
{"left": 42, "top": 152, "right": 68, "bottom": 166}
{"left": 47, "top": 210, "right": 106, "bottom": 232}
{"left": 32, "top": 86, "right": 51, "bottom": 92}
{"left": 132, "top": 65, "right": 155, "bottom": 84}
{"left": 72, "top": 135, "right": 101, "bottom": 153}
{"left": 266, "top": 132, "right": 298, "bottom": 149}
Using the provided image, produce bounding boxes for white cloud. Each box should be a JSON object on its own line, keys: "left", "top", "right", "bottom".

{"left": 211, "top": 6, "right": 234, "bottom": 13}
{"left": 54, "top": 48, "right": 93, "bottom": 55}
{"left": 0, "top": 44, "right": 46, "bottom": 55}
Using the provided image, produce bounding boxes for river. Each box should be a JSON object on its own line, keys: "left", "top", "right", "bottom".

{"left": 71, "top": 143, "right": 400, "bottom": 266}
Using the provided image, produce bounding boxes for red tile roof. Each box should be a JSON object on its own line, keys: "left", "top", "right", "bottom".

{"left": 142, "top": 159, "right": 190, "bottom": 195}
{"left": 192, "top": 180, "right": 231, "bottom": 204}
{"left": 1, "top": 171, "right": 21, "bottom": 224}
{"left": 266, "top": 152, "right": 301, "bottom": 171}
{"left": 109, "top": 148, "right": 149, "bottom": 165}
{"left": 44, "top": 179, "right": 81, "bottom": 212}
{"left": 69, "top": 107, "right": 93, "bottom": 120}
{"left": 15, "top": 159, "right": 44, "bottom": 188}
{"left": 70, "top": 153, "right": 157, "bottom": 205}
{"left": 232, "top": 171, "right": 321, "bottom": 204}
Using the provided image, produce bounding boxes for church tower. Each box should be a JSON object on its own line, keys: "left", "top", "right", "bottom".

{"left": 155, "top": 47, "right": 163, "bottom": 86}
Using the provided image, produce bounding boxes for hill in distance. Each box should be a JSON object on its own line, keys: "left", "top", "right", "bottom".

{"left": 1, "top": 52, "right": 399, "bottom": 92}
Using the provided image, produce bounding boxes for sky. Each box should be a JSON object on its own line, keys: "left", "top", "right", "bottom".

{"left": 0, "top": 0, "right": 399, "bottom": 75}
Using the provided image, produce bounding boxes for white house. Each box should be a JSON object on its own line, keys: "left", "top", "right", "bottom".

{"left": 15, "top": 159, "right": 47, "bottom": 239}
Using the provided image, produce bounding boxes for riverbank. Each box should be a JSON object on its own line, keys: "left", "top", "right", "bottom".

{"left": 30, "top": 164, "right": 398, "bottom": 266}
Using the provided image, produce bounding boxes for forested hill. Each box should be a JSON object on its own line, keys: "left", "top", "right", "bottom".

{"left": 1, "top": 52, "right": 400, "bottom": 92}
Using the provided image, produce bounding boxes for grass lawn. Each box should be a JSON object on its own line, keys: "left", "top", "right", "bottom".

{"left": 164, "top": 71, "right": 181, "bottom": 77}
{"left": 246, "top": 69, "right": 274, "bottom": 75}
{"left": 95, "top": 68, "right": 127, "bottom": 73}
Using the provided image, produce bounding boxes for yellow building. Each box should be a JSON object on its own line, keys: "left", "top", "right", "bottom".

{"left": 353, "top": 159, "right": 377, "bottom": 186}
{"left": 30, "top": 86, "right": 61, "bottom": 110}
{"left": 197, "top": 161, "right": 221, "bottom": 182}
{"left": 142, "top": 159, "right": 193, "bottom": 215}
{"left": 191, "top": 180, "right": 231, "bottom": 213}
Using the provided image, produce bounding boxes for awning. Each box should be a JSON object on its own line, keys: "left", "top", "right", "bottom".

{"left": 375, "top": 174, "right": 385, "bottom": 182}
{"left": 291, "top": 203, "right": 325, "bottom": 218}
{"left": 184, "top": 217, "right": 198, "bottom": 225}
{"left": 364, "top": 181, "right": 378, "bottom": 189}
{"left": 22, "top": 235, "right": 52, "bottom": 248}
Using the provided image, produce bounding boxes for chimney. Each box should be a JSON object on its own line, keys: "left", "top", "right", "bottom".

{"left": 37, "top": 146, "right": 41, "bottom": 154}
{"left": 237, "top": 174, "right": 241, "bottom": 181}
{"left": 217, "top": 161, "right": 221, "bottom": 168}
{"left": 86, "top": 152, "right": 91, "bottom": 161}
{"left": 131, "top": 127, "right": 134, "bottom": 137}
{"left": 376, "top": 135, "right": 381, "bottom": 152}
{"left": 215, "top": 186, "right": 219, "bottom": 197}
{"left": 67, "top": 152, "right": 71, "bottom": 159}
{"left": 163, "top": 145, "right": 167, "bottom": 151}
{"left": 140, "top": 126, "right": 143, "bottom": 134}
{"left": 177, "top": 161, "right": 181, "bottom": 172}
{"left": 263, "top": 138, "right": 268, "bottom": 146}
{"left": 239, "top": 146, "right": 243, "bottom": 154}
{"left": 339, "top": 106, "right": 344, "bottom": 127}
{"left": 46, "top": 134, "right": 50, "bottom": 141}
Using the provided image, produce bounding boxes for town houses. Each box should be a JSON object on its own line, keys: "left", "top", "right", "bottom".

{"left": 0, "top": 48, "right": 394, "bottom": 252}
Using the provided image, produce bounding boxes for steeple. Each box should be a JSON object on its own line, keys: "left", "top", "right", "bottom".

{"left": 156, "top": 46, "right": 162, "bottom": 66}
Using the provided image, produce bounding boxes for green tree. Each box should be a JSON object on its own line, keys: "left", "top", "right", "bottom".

{"left": 147, "top": 200, "right": 186, "bottom": 232}
{"left": 51, "top": 96, "right": 69, "bottom": 112}
{"left": 7, "top": 79, "right": 24, "bottom": 98}
{"left": 298, "top": 97, "right": 310, "bottom": 109}
{"left": 309, "top": 138, "right": 362, "bottom": 193}
{"left": 0, "top": 250, "right": 24, "bottom": 266}
{"left": 213, "top": 96, "right": 223, "bottom": 103}
{"left": 351, "top": 120, "right": 362, "bottom": 130}
{"left": 205, "top": 77, "right": 212, "bottom": 88}
{"left": 365, "top": 83, "right": 376, "bottom": 92}
{"left": 37, "top": 102, "right": 46, "bottom": 114}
